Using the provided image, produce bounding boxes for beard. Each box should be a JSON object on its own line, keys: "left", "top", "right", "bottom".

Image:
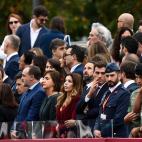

{"left": 107, "top": 80, "right": 118, "bottom": 87}
{"left": 83, "top": 75, "right": 94, "bottom": 83}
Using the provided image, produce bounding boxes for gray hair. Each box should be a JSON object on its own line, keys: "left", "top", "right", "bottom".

{"left": 91, "top": 22, "right": 112, "bottom": 48}
{"left": 6, "top": 34, "right": 20, "bottom": 50}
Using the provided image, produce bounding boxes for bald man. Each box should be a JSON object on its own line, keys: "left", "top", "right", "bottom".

{"left": 117, "top": 13, "right": 134, "bottom": 30}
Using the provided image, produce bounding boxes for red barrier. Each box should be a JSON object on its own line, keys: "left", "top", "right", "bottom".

{"left": 1, "top": 138, "right": 142, "bottom": 142}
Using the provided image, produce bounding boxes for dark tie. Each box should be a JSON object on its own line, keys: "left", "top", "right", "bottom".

{"left": 94, "top": 86, "right": 100, "bottom": 97}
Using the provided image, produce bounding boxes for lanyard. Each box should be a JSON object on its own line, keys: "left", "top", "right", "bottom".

{"left": 102, "top": 94, "right": 111, "bottom": 112}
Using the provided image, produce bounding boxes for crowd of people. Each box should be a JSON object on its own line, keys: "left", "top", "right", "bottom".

{"left": 0, "top": 4, "right": 142, "bottom": 139}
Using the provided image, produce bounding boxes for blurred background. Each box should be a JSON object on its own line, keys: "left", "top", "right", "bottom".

{"left": 0, "top": 0, "right": 142, "bottom": 43}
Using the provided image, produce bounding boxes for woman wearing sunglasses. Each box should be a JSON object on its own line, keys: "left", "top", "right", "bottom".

{"left": 7, "top": 13, "right": 22, "bottom": 34}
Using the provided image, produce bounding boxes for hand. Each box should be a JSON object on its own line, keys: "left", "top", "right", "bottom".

{"left": 94, "top": 130, "right": 102, "bottom": 138}
{"left": 87, "top": 78, "right": 99, "bottom": 98}
{"left": 124, "top": 112, "right": 139, "bottom": 123}
{"left": 64, "top": 119, "right": 76, "bottom": 128}
{"left": 10, "top": 130, "right": 19, "bottom": 139}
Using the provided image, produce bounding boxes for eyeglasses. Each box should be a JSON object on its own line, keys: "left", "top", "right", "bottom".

{"left": 9, "top": 21, "right": 19, "bottom": 25}
{"left": 39, "top": 18, "right": 48, "bottom": 23}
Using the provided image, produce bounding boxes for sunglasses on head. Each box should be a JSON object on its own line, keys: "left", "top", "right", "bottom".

{"left": 9, "top": 21, "right": 19, "bottom": 24}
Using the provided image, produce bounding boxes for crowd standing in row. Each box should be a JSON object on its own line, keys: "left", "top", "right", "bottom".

{"left": 0, "top": 5, "right": 142, "bottom": 139}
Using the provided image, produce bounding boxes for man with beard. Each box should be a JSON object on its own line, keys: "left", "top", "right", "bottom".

{"left": 94, "top": 62, "right": 130, "bottom": 138}
{"left": 77, "top": 60, "right": 108, "bottom": 130}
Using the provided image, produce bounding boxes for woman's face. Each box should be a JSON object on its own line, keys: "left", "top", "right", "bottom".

{"left": 45, "top": 62, "right": 55, "bottom": 72}
{"left": 42, "top": 73, "right": 54, "bottom": 90}
{"left": 9, "top": 17, "right": 21, "bottom": 34}
{"left": 64, "top": 75, "right": 73, "bottom": 93}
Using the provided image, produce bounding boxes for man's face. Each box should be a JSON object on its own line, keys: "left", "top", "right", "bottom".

{"left": 53, "top": 44, "right": 66, "bottom": 59}
{"left": 35, "top": 15, "right": 48, "bottom": 27}
{"left": 93, "top": 67, "right": 106, "bottom": 85}
{"left": 87, "top": 28, "right": 99, "bottom": 47}
{"left": 135, "top": 74, "right": 142, "bottom": 87}
{"left": 105, "top": 71, "right": 119, "bottom": 87}
{"left": 117, "top": 16, "right": 125, "bottom": 29}
{"left": 83, "top": 62, "right": 94, "bottom": 83}
{"left": 22, "top": 67, "right": 31, "bottom": 87}
{"left": 64, "top": 48, "right": 73, "bottom": 67}
{"left": 19, "top": 55, "right": 26, "bottom": 70}
{"left": 16, "top": 78, "right": 28, "bottom": 94}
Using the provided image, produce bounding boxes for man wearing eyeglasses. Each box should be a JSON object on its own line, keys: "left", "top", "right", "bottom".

{"left": 16, "top": 5, "right": 48, "bottom": 56}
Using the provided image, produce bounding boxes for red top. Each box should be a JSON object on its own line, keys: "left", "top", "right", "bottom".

{"left": 56, "top": 95, "right": 80, "bottom": 124}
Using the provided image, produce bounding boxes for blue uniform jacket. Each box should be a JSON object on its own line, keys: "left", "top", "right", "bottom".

{"left": 94, "top": 84, "right": 130, "bottom": 137}
{"left": 15, "top": 83, "right": 46, "bottom": 121}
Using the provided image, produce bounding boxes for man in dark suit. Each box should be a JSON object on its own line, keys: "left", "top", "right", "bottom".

{"left": 3, "top": 35, "right": 20, "bottom": 81}
{"left": 94, "top": 63, "right": 130, "bottom": 138}
{"left": 77, "top": 60, "right": 108, "bottom": 130}
{"left": 120, "top": 61, "right": 139, "bottom": 94}
{"left": 16, "top": 5, "right": 48, "bottom": 56}
{"left": 11, "top": 65, "right": 46, "bottom": 138}
{"left": 64, "top": 45, "right": 85, "bottom": 77}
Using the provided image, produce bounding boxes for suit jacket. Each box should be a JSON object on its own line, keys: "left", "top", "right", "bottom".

{"left": 39, "top": 29, "right": 64, "bottom": 58}
{"left": 16, "top": 23, "right": 48, "bottom": 56}
{"left": 4, "top": 54, "right": 19, "bottom": 81}
{"left": 126, "top": 82, "right": 139, "bottom": 94}
{"left": 72, "top": 64, "right": 84, "bottom": 77}
{"left": 77, "top": 83, "right": 109, "bottom": 129}
{"left": 94, "top": 84, "right": 130, "bottom": 138}
{"left": 39, "top": 93, "right": 60, "bottom": 121}
{"left": 15, "top": 83, "right": 46, "bottom": 121}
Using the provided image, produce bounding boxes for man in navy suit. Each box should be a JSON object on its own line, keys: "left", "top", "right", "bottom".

{"left": 16, "top": 5, "right": 48, "bottom": 56}
{"left": 94, "top": 63, "right": 130, "bottom": 138}
{"left": 11, "top": 65, "right": 46, "bottom": 138}
{"left": 77, "top": 60, "right": 108, "bottom": 130}
{"left": 64, "top": 45, "right": 85, "bottom": 77}
{"left": 15, "top": 65, "right": 46, "bottom": 121}
{"left": 3, "top": 35, "right": 20, "bottom": 81}
{"left": 120, "top": 61, "right": 139, "bottom": 94}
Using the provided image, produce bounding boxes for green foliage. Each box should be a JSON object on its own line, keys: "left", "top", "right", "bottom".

{"left": 0, "top": 0, "right": 142, "bottom": 42}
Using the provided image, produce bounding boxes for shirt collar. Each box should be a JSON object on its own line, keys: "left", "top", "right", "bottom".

{"left": 30, "top": 19, "right": 42, "bottom": 32}
{"left": 29, "top": 82, "right": 39, "bottom": 90}
{"left": 109, "top": 81, "right": 121, "bottom": 93}
{"left": 70, "top": 63, "right": 81, "bottom": 73}
{"left": 6, "top": 52, "right": 18, "bottom": 62}
{"left": 124, "top": 80, "right": 135, "bottom": 88}
{"left": 86, "top": 82, "right": 93, "bottom": 89}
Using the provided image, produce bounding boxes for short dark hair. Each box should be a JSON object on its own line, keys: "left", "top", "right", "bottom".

{"left": 44, "top": 70, "right": 61, "bottom": 92}
{"left": 50, "top": 16, "right": 66, "bottom": 33}
{"left": 32, "top": 55, "right": 47, "bottom": 77}
{"left": 70, "top": 45, "right": 85, "bottom": 63}
{"left": 23, "top": 51, "right": 35, "bottom": 65}
{"left": 50, "top": 38, "right": 66, "bottom": 51}
{"left": 33, "top": 5, "right": 48, "bottom": 17}
{"left": 120, "top": 61, "right": 136, "bottom": 79}
{"left": 28, "top": 65, "right": 41, "bottom": 80}
{"left": 121, "top": 36, "right": 138, "bottom": 54}
{"left": 47, "top": 58, "right": 61, "bottom": 72}
{"left": 15, "top": 71, "right": 22, "bottom": 80}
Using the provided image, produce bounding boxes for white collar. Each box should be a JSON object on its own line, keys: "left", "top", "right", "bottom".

{"left": 30, "top": 19, "right": 41, "bottom": 32}
{"left": 70, "top": 63, "right": 81, "bottom": 73}
{"left": 6, "top": 52, "right": 18, "bottom": 62}
{"left": 86, "top": 82, "right": 93, "bottom": 89}
{"left": 124, "top": 80, "right": 135, "bottom": 88}
{"left": 109, "top": 81, "right": 121, "bottom": 93}
{"left": 29, "top": 82, "right": 39, "bottom": 90}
